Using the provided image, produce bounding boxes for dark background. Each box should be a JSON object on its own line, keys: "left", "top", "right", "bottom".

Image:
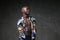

{"left": 0, "top": 0, "right": 60, "bottom": 40}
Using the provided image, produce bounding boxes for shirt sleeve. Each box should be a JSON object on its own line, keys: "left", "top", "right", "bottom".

{"left": 31, "top": 17, "right": 37, "bottom": 31}
{"left": 17, "top": 19, "right": 23, "bottom": 28}
{"left": 32, "top": 20, "right": 36, "bottom": 26}
{"left": 17, "top": 23, "right": 23, "bottom": 28}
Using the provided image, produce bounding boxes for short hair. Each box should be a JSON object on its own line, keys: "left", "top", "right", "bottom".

{"left": 21, "top": 5, "right": 30, "bottom": 10}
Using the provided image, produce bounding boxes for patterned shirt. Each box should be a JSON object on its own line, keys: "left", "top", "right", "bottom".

{"left": 17, "top": 16, "right": 36, "bottom": 37}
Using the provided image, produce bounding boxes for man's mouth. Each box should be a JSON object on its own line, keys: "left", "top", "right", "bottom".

{"left": 25, "top": 13, "right": 29, "bottom": 15}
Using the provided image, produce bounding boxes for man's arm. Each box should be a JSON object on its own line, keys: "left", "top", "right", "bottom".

{"left": 32, "top": 20, "right": 37, "bottom": 33}
{"left": 17, "top": 23, "right": 23, "bottom": 33}
{"left": 31, "top": 18, "right": 37, "bottom": 40}
{"left": 17, "top": 18, "right": 23, "bottom": 33}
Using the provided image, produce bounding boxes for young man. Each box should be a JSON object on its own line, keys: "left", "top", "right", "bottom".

{"left": 17, "top": 6, "right": 36, "bottom": 40}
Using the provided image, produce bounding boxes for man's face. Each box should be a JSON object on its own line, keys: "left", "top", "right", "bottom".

{"left": 21, "top": 6, "right": 30, "bottom": 15}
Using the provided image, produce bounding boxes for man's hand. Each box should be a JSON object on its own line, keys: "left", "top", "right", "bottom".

{"left": 18, "top": 27, "right": 23, "bottom": 32}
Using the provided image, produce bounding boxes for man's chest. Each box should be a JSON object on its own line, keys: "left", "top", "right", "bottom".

{"left": 22, "top": 18, "right": 32, "bottom": 31}
{"left": 24, "top": 18, "right": 31, "bottom": 26}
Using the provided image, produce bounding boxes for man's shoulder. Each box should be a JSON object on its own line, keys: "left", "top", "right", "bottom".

{"left": 30, "top": 16, "right": 36, "bottom": 23}
{"left": 30, "top": 16, "right": 36, "bottom": 21}
{"left": 17, "top": 17, "right": 24, "bottom": 25}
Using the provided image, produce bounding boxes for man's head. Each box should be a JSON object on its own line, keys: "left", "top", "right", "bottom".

{"left": 21, "top": 6, "right": 30, "bottom": 16}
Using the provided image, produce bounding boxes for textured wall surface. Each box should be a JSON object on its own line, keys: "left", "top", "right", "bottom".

{"left": 0, "top": 0, "right": 60, "bottom": 40}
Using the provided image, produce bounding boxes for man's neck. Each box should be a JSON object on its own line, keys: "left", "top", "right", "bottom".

{"left": 23, "top": 16, "right": 29, "bottom": 19}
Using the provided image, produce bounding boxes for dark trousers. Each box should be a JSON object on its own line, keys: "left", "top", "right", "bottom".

{"left": 25, "top": 35, "right": 31, "bottom": 40}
